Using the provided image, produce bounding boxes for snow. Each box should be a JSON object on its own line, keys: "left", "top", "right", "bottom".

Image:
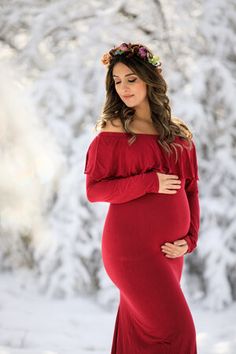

{"left": 0, "top": 273, "right": 235, "bottom": 354}
{"left": 0, "top": 1, "right": 236, "bottom": 352}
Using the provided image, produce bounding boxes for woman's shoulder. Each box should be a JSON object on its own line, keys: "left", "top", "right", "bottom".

{"left": 84, "top": 119, "right": 128, "bottom": 179}
{"left": 98, "top": 118, "right": 125, "bottom": 133}
{"left": 86, "top": 119, "right": 126, "bottom": 153}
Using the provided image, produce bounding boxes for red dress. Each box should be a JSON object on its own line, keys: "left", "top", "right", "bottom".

{"left": 84, "top": 131, "right": 200, "bottom": 354}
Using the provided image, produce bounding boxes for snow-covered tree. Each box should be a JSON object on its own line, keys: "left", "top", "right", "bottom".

{"left": 0, "top": 0, "right": 235, "bottom": 310}
{"left": 0, "top": 60, "right": 65, "bottom": 274}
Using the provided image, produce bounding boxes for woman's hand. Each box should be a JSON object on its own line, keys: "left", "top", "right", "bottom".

{"left": 156, "top": 173, "right": 181, "bottom": 194}
{"left": 161, "top": 239, "right": 188, "bottom": 258}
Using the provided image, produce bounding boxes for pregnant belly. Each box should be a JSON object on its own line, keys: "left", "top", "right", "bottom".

{"left": 101, "top": 187, "right": 190, "bottom": 261}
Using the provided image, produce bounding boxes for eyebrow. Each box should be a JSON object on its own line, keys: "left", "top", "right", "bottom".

{"left": 113, "top": 73, "right": 137, "bottom": 78}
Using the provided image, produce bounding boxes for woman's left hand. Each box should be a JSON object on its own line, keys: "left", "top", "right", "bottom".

{"left": 161, "top": 239, "right": 188, "bottom": 258}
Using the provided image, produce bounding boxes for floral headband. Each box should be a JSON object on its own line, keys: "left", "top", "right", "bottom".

{"left": 101, "top": 42, "right": 162, "bottom": 70}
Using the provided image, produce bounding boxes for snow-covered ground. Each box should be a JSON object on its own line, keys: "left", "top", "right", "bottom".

{"left": 0, "top": 273, "right": 235, "bottom": 354}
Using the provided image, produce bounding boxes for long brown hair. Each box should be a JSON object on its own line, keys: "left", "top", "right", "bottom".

{"left": 95, "top": 47, "right": 193, "bottom": 161}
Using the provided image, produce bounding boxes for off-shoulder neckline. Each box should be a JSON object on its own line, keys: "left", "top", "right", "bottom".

{"left": 98, "top": 131, "right": 159, "bottom": 137}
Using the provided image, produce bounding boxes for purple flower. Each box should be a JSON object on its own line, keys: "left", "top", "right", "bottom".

{"left": 138, "top": 47, "right": 148, "bottom": 58}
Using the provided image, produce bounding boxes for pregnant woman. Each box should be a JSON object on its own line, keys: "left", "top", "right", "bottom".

{"left": 84, "top": 42, "right": 200, "bottom": 353}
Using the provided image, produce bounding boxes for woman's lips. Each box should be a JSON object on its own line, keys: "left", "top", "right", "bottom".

{"left": 123, "top": 95, "right": 134, "bottom": 99}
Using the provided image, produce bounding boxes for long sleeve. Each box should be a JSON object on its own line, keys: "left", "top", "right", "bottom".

{"left": 86, "top": 171, "right": 159, "bottom": 204}
{"left": 83, "top": 133, "right": 159, "bottom": 204}
{"left": 181, "top": 138, "right": 200, "bottom": 254}
{"left": 183, "top": 178, "right": 200, "bottom": 254}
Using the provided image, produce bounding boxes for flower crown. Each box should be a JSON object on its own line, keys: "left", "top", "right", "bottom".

{"left": 101, "top": 42, "right": 162, "bottom": 70}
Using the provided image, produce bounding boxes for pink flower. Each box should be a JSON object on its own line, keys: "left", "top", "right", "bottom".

{"left": 119, "top": 43, "right": 129, "bottom": 51}
{"left": 138, "top": 47, "right": 148, "bottom": 58}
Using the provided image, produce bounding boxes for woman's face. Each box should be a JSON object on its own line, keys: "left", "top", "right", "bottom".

{"left": 112, "top": 62, "right": 148, "bottom": 108}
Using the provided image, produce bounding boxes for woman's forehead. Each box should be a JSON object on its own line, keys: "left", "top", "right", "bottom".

{"left": 112, "top": 63, "right": 137, "bottom": 77}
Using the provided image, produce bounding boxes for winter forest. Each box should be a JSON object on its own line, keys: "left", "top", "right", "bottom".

{"left": 0, "top": 0, "right": 236, "bottom": 353}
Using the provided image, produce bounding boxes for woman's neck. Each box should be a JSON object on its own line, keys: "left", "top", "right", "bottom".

{"left": 133, "top": 100, "right": 152, "bottom": 123}
{"left": 131, "top": 107, "right": 158, "bottom": 134}
{"left": 134, "top": 115, "right": 153, "bottom": 124}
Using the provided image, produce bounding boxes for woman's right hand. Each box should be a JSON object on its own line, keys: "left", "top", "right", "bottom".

{"left": 156, "top": 172, "right": 181, "bottom": 194}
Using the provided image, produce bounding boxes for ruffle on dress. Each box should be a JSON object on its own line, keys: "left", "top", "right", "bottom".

{"left": 84, "top": 132, "right": 199, "bottom": 182}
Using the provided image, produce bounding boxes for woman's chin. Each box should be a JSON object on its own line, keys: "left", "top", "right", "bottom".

{"left": 124, "top": 102, "right": 137, "bottom": 108}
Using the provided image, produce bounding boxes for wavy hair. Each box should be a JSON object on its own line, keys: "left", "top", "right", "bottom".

{"left": 95, "top": 47, "right": 193, "bottom": 162}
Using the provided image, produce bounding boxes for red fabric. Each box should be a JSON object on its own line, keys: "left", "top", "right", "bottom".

{"left": 84, "top": 132, "right": 200, "bottom": 353}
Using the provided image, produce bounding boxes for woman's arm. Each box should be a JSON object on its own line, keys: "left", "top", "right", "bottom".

{"left": 183, "top": 178, "right": 200, "bottom": 254}
{"left": 86, "top": 171, "right": 182, "bottom": 204}
{"left": 85, "top": 171, "right": 159, "bottom": 204}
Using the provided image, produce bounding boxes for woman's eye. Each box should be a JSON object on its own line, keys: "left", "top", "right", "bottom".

{"left": 114, "top": 78, "right": 137, "bottom": 85}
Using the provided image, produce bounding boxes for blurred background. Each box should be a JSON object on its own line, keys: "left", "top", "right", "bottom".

{"left": 0, "top": 0, "right": 236, "bottom": 353}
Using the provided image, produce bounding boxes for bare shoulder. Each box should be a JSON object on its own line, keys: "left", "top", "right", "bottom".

{"left": 99, "top": 118, "right": 125, "bottom": 133}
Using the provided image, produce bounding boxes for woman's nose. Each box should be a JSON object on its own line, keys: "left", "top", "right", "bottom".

{"left": 120, "top": 82, "right": 129, "bottom": 92}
